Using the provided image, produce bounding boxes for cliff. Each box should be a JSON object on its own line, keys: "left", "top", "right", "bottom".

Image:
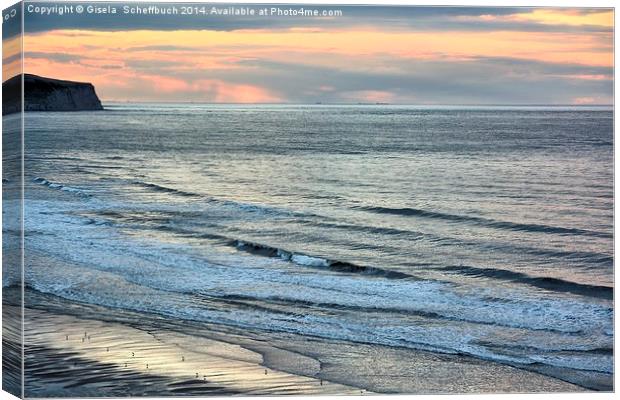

{"left": 2, "top": 74, "right": 103, "bottom": 115}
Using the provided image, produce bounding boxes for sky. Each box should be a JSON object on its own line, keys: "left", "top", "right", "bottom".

{"left": 2, "top": 2, "right": 614, "bottom": 104}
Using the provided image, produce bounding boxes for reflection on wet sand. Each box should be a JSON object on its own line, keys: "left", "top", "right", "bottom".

{"left": 21, "top": 305, "right": 360, "bottom": 396}
{"left": 14, "top": 286, "right": 590, "bottom": 396}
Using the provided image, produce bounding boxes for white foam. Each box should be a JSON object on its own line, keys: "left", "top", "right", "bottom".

{"left": 22, "top": 197, "right": 614, "bottom": 375}
{"left": 33, "top": 177, "right": 89, "bottom": 197}
{"left": 291, "top": 254, "right": 330, "bottom": 267}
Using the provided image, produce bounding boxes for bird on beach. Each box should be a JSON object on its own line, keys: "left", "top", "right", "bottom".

{"left": 181, "top": 356, "right": 185, "bottom": 362}
{"left": 265, "top": 369, "right": 268, "bottom": 375}
{"left": 146, "top": 364, "right": 149, "bottom": 369}
{"left": 106, "top": 347, "right": 109, "bottom": 352}
{"left": 65, "top": 335, "right": 68, "bottom": 341}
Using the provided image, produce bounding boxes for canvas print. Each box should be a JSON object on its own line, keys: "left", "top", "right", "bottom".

{"left": 1, "top": 1, "right": 614, "bottom": 397}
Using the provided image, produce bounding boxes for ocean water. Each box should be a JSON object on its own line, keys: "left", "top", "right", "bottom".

{"left": 7, "top": 104, "right": 614, "bottom": 383}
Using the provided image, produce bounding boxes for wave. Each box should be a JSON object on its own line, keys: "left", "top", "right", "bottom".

{"left": 522, "top": 247, "right": 613, "bottom": 266}
{"left": 33, "top": 177, "right": 90, "bottom": 197}
{"left": 302, "top": 219, "right": 611, "bottom": 266}
{"left": 232, "top": 239, "right": 415, "bottom": 280}
{"left": 357, "top": 206, "right": 611, "bottom": 239}
{"left": 132, "top": 181, "right": 201, "bottom": 198}
{"left": 132, "top": 181, "right": 294, "bottom": 217}
{"left": 440, "top": 265, "right": 613, "bottom": 300}
{"left": 82, "top": 208, "right": 414, "bottom": 281}
{"left": 22, "top": 201, "right": 614, "bottom": 376}
{"left": 298, "top": 218, "right": 424, "bottom": 238}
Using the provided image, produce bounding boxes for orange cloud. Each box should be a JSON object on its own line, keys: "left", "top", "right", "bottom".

{"left": 194, "top": 80, "right": 282, "bottom": 103}
{"left": 3, "top": 35, "right": 21, "bottom": 80}
{"left": 572, "top": 96, "right": 596, "bottom": 104}
{"left": 562, "top": 74, "right": 611, "bottom": 81}
{"left": 511, "top": 9, "right": 613, "bottom": 27}
{"left": 464, "top": 9, "right": 613, "bottom": 28}
{"left": 20, "top": 19, "right": 613, "bottom": 103}
{"left": 341, "top": 90, "right": 397, "bottom": 103}
{"left": 24, "top": 27, "right": 613, "bottom": 68}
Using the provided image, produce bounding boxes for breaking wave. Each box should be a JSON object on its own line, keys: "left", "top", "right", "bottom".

{"left": 33, "top": 177, "right": 90, "bottom": 197}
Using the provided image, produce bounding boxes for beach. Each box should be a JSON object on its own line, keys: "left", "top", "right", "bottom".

{"left": 3, "top": 286, "right": 594, "bottom": 396}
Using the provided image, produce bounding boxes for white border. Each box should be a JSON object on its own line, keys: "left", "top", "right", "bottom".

{"left": 0, "top": 1, "right": 616, "bottom": 400}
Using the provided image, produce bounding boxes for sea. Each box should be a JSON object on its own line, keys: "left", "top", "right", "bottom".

{"left": 3, "top": 104, "right": 614, "bottom": 388}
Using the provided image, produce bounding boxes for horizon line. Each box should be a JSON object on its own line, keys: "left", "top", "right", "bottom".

{"left": 100, "top": 101, "right": 614, "bottom": 107}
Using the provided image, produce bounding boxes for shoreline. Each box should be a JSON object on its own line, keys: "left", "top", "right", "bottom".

{"left": 5, "top": 287, "right": 603, "bottom": 396}
{"left": 23, "top": 307, "right": 356, "bottom": 396}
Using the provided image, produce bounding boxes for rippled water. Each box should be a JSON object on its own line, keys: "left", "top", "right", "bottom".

{"left": 8, "top": 104, "right": 614, "bottom": 381}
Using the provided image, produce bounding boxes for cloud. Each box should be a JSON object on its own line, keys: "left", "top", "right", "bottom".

{"left": 3, "top": 53, "right": 22, "bottom": 65}
{"left": 23, "top": 44, "right": 613, "bottom": 104}
{"left": 125, "top": 45, "right": 207, "bottom": 52}
{"left": 25, "top": 51, "right": 83, "bottom": 63}
{"left": 17, "top": 6, "right": 613, "bottom": 105}
{"left": 125, "top": 59, "right": 188, "bottom": 70}
{"left": 572, "top": 97, "right": 595, "bottom": 104}
{"left": 173, "top": 56, "right": 612, "bottom": 104}
{"left": 102, "top": 74, "right": 282, "bottom": 102}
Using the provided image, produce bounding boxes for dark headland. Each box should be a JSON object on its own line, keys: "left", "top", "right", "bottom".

{"left": 2, "top": 74, "right": 103, "bottom": 115}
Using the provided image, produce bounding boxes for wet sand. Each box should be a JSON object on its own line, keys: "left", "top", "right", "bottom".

{"left": 5, "top": 288, "right": 597, "bottom": 396}
{"left": 16, "top": 306, "right": 358, "bottom": 396}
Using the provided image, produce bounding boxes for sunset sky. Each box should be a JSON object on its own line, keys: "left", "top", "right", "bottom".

{"left": 2, "top": 3, "right": 614, "bottom": 104}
